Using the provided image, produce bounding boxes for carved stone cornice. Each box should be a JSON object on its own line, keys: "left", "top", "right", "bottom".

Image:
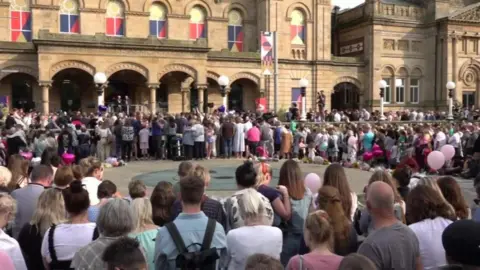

{"left": 449, "top": 3, "right": 480, "bottom": 23}
{"left": 167, "top": 14, "right": 189, "bottom": 19}
{"left": 0, "top": 2, "right": 10, "bottom": 7}
{"left": 197, "top": 84, "right": 208, "bottom": 90}
{"left": 147, "top": 83, "right": 160, "bottom": 89}
{"left": 207, "top": 17, "right": 228, "bottom": 22}
{"left": 39, "top": 81, "right": 53, "bottom": 88}
{"left": 125, "top": 11, "right": 149, "bottom": 16}
{"left": 79, "top": 8, "right": 106, "bottom": 14}
{"left": 181, "top": 88, "right": 190, "bottom": 93}
{"left": 0, "top": 41, "right": 36, "bottom": 53}
{"left": 31, "top": 4, "right": 60, "bottom": 10}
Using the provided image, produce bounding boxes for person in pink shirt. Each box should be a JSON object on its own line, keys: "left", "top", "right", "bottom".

{"left": 0, "top": 250, "right": 15, "bottom": 270}
{"left": 246, "top": 123, "right": 261, "bottom": 157}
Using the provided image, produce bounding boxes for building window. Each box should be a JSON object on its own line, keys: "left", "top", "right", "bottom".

{"left": 10, "top": 0, "right": 32, "bottom": 42}
{"left": 291, "top": 87, "right": 301, "bottom": 105}
{"left": 383, "top": 78, "right": 391, "bottom": 103}
{"left": 290, "top": 9, "right": 305, "bottom": 46}
{"left": 60, "top": 0, "right": 80, "bottom": 34}
{"left": 228, "top": 10, "right": 243, "bottom": 52}
{"left": 189, "top": 6, "right": 206, "bottom": 40}
{"left": 395, "top": 78, "right": 405, "bottom": 103}
{"left": 463, "top": 92, "right": 475, "bottom": 109}
{"left": 149, "top": 3, "right": 166, "bottom": 38}
{"left": 106, "top": 0, "right": 125, "bottom": 37}
{"left": 410, "top": 78, "right": 419, "bottom": 104}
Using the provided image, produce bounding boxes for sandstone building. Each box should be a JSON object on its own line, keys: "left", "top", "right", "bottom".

{"left": 0, "top": 0, "right": 479, "bottom": 114}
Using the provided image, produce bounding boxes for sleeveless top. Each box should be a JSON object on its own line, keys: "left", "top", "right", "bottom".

{"left": 48, "top": 224, "right": 99, "bottom": 270}
{"left": 282, "top": 189, "right": 313, "bottom": 235}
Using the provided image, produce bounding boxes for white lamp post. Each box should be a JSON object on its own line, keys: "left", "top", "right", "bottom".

{"left": 94, "top": 72, "right": 107, "bottom": 112}
{"left": 299, "top": 78, "right": 309, "bottom": 121}
{"left": 378, "top": 80, "right": 387, "bottom": 121}
{"left": 218, "top": 75, "right": 230, "bottom": 112}
{"left": 446, "top": 81, "right": 455, "bottom": 121}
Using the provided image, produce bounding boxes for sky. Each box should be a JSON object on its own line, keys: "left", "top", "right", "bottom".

{"left": 332, "top": 0, "right": 365, "bottom": 9}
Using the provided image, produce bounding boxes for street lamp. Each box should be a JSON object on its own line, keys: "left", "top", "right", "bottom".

{"left": 218, "top": 75, "right": 229, "bottom": 112}
{"left": 94, "top": 72, "right": 107, "bottom": 113}
{"left": 299, "top": 78, "right": 309, "bottom": 121}
{"left": 378, "top": 80, "right": 387, "bottom": 121}
{"left": 446, "top": 81, "right": 455, "bottom": 121}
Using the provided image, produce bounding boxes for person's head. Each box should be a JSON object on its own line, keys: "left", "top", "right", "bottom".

{"left": 30, "top": 165, "right": 54, "bottom": 186}
{"left": 30, "top": 188, "right": 66, "bottom": 236}
{"left": 131, "top": 198, "right": 154, "bottom": 233}
{"left": 368, "top": 170, "right": 402, "bottom": 203}
{"left": 244, "top": 254, "right": 283, "bottom": 270}
{"left": 237, "top": 188, "right": 270, "bottom": 226}
{"left": 40, "top": 147, "right": 59, "bottom": 167}
{"left": 7, "top": 154, "right": 29, "bottom": 190}
{"left": 366, "top": 181, "right": 395, "bottom": 219}
{"left": 102, "top": 237, "right": 147, "bottom": 270}
{"left": 84, "top": 157, "right": 104, "bottom": 180}
{"left": 177, "top": 161, "right": 194, "bottom": 179}
{"left": 128, "top": 179, "right": 147, "bottom": 199}
{"left": 97, "top": 180, "right": 117, "bottom": 200}
{"left": 179, "top": 175, "right": 205, "bottom": 208}
{"left": 338, "top": 253, "right": 376, "bottom": 270}
{"left": 323, "top": 163, "right": 352, "bottom": 219}
{"left": 71, "top": 164, "right": 84, "bottom": 181}
{"left": 0, "top": 166, "right": 12, "bottom": 188}
{"left": 442, "top": 220, "right": 480, "bottom": 267}
{"left": 437, "top": 176, "right": 469, "bottom": 220}
{"left": 406, "top": 185, "right": 456, "bottom": 224}
{"left": 150, "top": 181, "right": 175, "bottom": 226}
{"left": 62, "top": 180, "right": 90, "bottom": 216}
{"left": 53, "top": 166, "right": 74, "bottom": 189}
{"left": 187, "top": 164, "right": 211, "bottom": 188}
{"left": 278, "top": 160, "right": 305, "bottom": 200}
{"left": 235, "top": 161, "right": 258, "bottom": 189}
{"left": 317, "top": 186, "right": 351, "bottom": 251}
{"left": 303, "top": 210, "right": 334, "bottom": 250}
{"left": 254, "top": 162, "right": 273, "bottom": 187}
{"left": 392, "top": 166, "right": 412, "bottom": 188}
{"left": 97, "top": 199, "right": 134, "bottom": 237}
{"left": 0, "top": 194, "right": 15, "bottom": 229}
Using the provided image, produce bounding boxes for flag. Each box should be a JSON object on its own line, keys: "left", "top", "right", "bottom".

{"left": 261, "top": 32, "right": 274, "bottom": 76}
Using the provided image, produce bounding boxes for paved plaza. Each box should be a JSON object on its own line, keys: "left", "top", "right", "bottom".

{"left": 104, "top": 160, "right": 477, "bottom": 205}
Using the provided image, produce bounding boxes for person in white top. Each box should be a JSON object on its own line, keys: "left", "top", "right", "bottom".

{"left": 80, "top": 158, "right": 104, "bottom": 205}
{"left": 226, "top": 188, "right": 282, "bottom": 270}
{"left": 0, "top": 194, "right": 27, "bottom": 270}
{"left": 406, "top": 185, "right": 456, "bottom": 269}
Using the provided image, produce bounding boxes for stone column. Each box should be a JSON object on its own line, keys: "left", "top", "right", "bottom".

{"left": 452, "top": 36, "right": 458, "bottom": 100}
{"left": 39, "top": 81, "right": 52, "bottom": 115}
{"left": 148, "top": 83, "right": 159, "bottom": 114}
{"left": 181, "top": 88, "right": 190, "bottom": 112}
{"left": 197, "top": 84, "right": 208, "bottom": 113}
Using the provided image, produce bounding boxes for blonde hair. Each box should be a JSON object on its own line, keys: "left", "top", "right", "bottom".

{"left": 188, "top": 165, "right": 210, "bottom": 186}
{"left": 304, "top": 210, "right": 334, "bottom": 249}
{"left": 238, "top": 188, "right": 267, "bottom": 225}
{"left": 30, "top": 189, "right": 66, "bottom": 236}
{"left": 254, "top": 163, "right": 272, "bottom": 188}
{"left": 0, "top": 194, "right": 16, "bottom": 225}
{"left": 0, "top": 166, "right": 12, "bottom": 187}
{"left": 131, "top": 197, "right": 155, "bottom": 233}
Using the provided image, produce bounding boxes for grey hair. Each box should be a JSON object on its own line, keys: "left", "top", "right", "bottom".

{"left": 96, "top": 198, "right": 134, "bottom": 237}
{"left": 238, "top": 188, "right": 268, "bottom": 225}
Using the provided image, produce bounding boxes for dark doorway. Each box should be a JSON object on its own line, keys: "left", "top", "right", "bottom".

{"left": 106, "top": 70, "right": 147, "bottom": 106}
{"left": 9, "top": 73, "right": 35, "bottom": 111}
{"left": 53, "top": 68, "right": 91, "bottom": 112}
{"left": 331, "top": 82, "right": 359, "bottom": 110}
{"left": 229, "top": 83, "right": 243, "bottom": 111}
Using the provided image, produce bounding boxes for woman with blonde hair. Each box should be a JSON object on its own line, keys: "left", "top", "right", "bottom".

{"left": 226, "top": 188, "right": 282, "bottom": 270}
{"left": 0, "top": 193, "right": 27, "bottom": 270}
{"left": 130, "top": 198, "right": 158, "bottom": 270}
{"left": 286, "top": 210, "right": 343, "bottom": 270}
{"left": 18, "top": 189, "right": 66, "bottom": 270}
{"left": 0, "top": 166, "right": 12, "bottom": 192}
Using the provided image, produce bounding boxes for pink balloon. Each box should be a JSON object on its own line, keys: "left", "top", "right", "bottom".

{"left": 20, "top": 151, "right": 32, "bottom": 160}
{"left": 363, "top": 152, "right": 373, "bottom": 161}
{"left": 373, "top": 149, "right": 384, "bottom": 158}
{"left": 304, "top": 173, "right": 323, "bottom": 193}
{"left": 440, "top": 144, "right": 455, "bottom": 161}
{"left": 427, "top": 150, "right": 445, "bottom": 170}
{"left": 372, "top": 144, "right": 381, "bottom": 152}
{"left": 348, "top": 136, "right": 357, "bottom": 146}
{"left": 62, "top": 153, "right": 76, "bottom": 165}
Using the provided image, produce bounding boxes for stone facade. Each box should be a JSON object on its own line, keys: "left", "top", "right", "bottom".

{"left": 1, "top": 0, "right": 479, "bottom": 114}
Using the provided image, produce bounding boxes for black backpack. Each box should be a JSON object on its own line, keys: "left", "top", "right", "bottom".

{"left": 165, "top": 218, "right": 219, "bottom": 270}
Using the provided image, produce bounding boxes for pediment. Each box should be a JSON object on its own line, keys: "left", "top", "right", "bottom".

{"left": 449, "top": 3, "right": 480, "bottom": 23}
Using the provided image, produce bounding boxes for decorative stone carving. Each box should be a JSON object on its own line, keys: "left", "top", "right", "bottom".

{"left": 229, "top": 72, "right": 260, "bottom": 86}
{"left": 106, "top": 62, "right": 149, "bottom": 79}
{"left": 340, "top": 41, "right": 364, "bottom": 56}
{"left": 463, "top": 68, "right": 477, "bottom": 87}
{"left": 397, "top": 40, "right": 409, "bottom": 51}
{"left": 39, "top": 81, "right": 53, "bottom": 88}
{"left": 451, "top": 6, "right": 480, "bottom": 22}
{"left": 384, "top": 39, "right": 395, "bottom": 50}
{"left": 412, "top": 41, "right": 422, "bottom": 52}
{"left": 147, "top": 83, "right": 160, "bottom": 89}
{"left": 158, "top": 64, "right": 197, "bottom": 81}
{"left": 181, "top": 77, "right": 196, "bottom": 89}
{"left": 0, "top": 66, "right": 38, "bottom": 81}
{"left": 50, "top": 60, "right": 95, "bottom": 78}
{"left": 334, "top": 76, "right": 362, "bottom": 90}
{"left": 206, "top": 71, "right": 219, "bottom": 82}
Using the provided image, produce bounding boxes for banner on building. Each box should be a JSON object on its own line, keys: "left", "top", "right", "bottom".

{"left": 255, "top": 97, "right": 268, "bottom": 112}
{"left": 260, "top": 32, "right": 274, "bottom": 76}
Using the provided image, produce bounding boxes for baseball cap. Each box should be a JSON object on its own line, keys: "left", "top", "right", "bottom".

{"left": 442, "top": 220, "right": 480, "bottom": 266}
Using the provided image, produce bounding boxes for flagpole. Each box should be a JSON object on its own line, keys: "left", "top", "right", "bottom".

{"left": 273, "top": 31, "right": 278, "bottom": 113}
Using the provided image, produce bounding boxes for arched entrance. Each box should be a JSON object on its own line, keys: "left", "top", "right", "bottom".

{"left": 331, "top": 82, "right": 360, "bottom": 110}
{"left": 0, "top": 73, "right": 36, "bottom": 111}
{"left": 52, "top": 68, "right": 93, "bottom": 112}
{"left": 159, "top": 71, "right": 195, "bottom": 113}
{"left": 107, "top": 70, "right": 147, "bottom": 109}
{"left": 229, "top": 78, "right": 259, "bottom": 112}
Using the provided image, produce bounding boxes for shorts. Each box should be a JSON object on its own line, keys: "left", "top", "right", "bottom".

{"left": 140, "top": 142, "right": 148, "bottom": 150}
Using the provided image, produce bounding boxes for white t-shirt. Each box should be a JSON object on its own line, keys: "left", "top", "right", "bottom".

{"left": 41, "top": 223, "right": 96, "bottom": 263}
{"left": 408, "top": 217, "right": 452, "bottom": 269}
{"left": 226, "top": 225, "right": 282, "bottom": 270}
{"left": 82, "top": 177, "right": 101, "bottom": 205}
{"left": 0, "top": 230, "right": 27, "bottom": 270}
{"left": 448, "top": 133, "right": 461, "bottom": 148}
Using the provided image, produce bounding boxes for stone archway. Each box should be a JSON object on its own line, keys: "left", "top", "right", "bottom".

{"left": 229, "top": 73, "right": 260, "bottom": 112}
{"left": 158, "top": 65, "right": 197, "bottom": 113}
{"left": 331, "top": 82, "right": 360, "bottom": 110}
{"left": 52, "top": 68, "right": 94, "bottom": 112}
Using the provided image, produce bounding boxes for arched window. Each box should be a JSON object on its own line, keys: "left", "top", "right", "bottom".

{"left": 290, "top": 9, "right": 305, "bottom": 46}
{"left": 149, "top": 2, "right": 167, "bottom": 39}
{"left": 228, "top": 10, "right": 243, "bottom": 52}
{"left": 10, "top": 0, "right": 32, "bottom": 42}
{"left": 106, "top": 0, "right": 125, "bottom": 36}
{"left": 60, "top": 0, "right": 80, "bottom": 34}
{"left": 382, "top": 67, "right": 394, "bottom": 103}
{"left": 189, "top": 6, "right": 206, "bottom": 40}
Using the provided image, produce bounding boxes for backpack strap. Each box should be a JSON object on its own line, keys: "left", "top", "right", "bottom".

{"left": 201, "top": 218, "right": 216, "bottom": 251}
{"left": 48, "top": 224, "right": 58, "bottom": 263}
{"left": 92, "top": 226, "right": 99, "bottom": 240}
{"left": 165, "top": 222, "right": 187, "bottom": 253}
